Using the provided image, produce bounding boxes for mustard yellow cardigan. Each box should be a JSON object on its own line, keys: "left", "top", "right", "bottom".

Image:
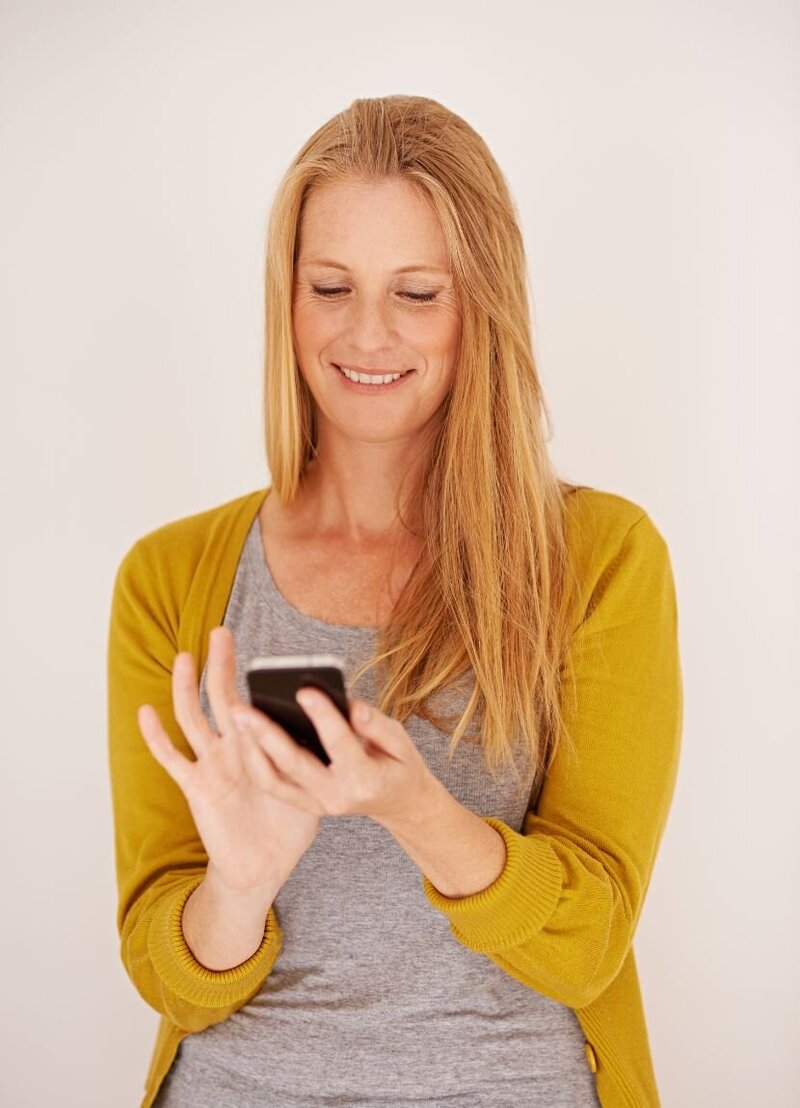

{"left": 106, "top": 485, "right": 682, "bottom": 1107}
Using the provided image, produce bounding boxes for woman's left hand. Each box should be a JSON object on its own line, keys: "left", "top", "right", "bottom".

{"left": 231, "top": 688, "right": 440, "bottom": 828}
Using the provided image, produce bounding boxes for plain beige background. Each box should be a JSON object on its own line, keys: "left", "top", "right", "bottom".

{"left": 1, "top": 1, "right": 798, "bottom": 1105}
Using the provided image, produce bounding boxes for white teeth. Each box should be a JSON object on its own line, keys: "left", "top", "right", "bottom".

{"left": 337, "top": 364, "right": 408, "bottom": 385}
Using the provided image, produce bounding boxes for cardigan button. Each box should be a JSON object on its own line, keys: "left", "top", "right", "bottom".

{"left": 584, "top": 1042, "right": 598, "bottom": 1073}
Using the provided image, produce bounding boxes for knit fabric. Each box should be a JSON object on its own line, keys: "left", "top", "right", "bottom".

{"left": 106, "top": 485, "right": 682, "bottom": 1107}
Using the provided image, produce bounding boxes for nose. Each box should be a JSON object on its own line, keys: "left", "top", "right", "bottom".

{"left": 346, "top": 292, "right": 397, "bottom": 352}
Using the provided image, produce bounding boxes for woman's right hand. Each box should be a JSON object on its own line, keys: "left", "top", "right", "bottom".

{"left": 137, "top": 626, "right": 321, "bottom": 898}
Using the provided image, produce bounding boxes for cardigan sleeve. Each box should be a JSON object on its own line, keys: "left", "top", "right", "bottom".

{"left": 106, "top": 538, "right": 283, "bottom": 1033}
{"left": 421, "top": 511, "right": 683, "bottom": 1010}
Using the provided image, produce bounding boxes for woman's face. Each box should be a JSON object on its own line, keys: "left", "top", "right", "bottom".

{"left": 291, "top": 176, "right": 462, "bottom": 443}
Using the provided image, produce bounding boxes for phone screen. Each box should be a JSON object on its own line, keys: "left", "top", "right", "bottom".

{"left": 245, "top": 654, "right": 349, "bottom": 766}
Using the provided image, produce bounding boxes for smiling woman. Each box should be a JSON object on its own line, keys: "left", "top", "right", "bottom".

{"left": 107, "top": 94, "right": 682, "bottom": 1108}
{"left": 290, "top": 174, "right": 462, "bottom": 418}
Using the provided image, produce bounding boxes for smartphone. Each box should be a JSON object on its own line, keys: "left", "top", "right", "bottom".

{"left": 244, "top": 654, "right": 350, "bottom": 766}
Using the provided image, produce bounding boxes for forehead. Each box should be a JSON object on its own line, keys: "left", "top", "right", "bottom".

{"left": 297, "top": 177, "right": 450, "bottom": 272}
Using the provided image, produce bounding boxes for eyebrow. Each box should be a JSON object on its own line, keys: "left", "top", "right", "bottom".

{"left": 299, "top": 257, "right": 451, "bottom": 276}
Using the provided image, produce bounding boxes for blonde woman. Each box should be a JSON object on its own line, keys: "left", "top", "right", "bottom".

{"left": 107, "top": 95, "right": 682, "bottom": 1108}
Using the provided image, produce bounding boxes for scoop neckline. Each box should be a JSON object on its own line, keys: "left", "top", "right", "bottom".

{"left": 247, "top": 495, "right": 379, "bottom": 636}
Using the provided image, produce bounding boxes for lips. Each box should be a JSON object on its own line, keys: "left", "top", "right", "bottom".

{"left": 333, "top": 363, "right": 412, "bottom": 377}
{"left": 331, "top": 362, "right": 416, "bottom": 391}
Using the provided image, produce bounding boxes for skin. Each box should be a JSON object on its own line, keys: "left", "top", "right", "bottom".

{"left": 138, "top": 628, "right": 440, "bottom": 895}
{"left": 281, "top": 174, "right": 463, "bottom": 547}
{"left": 137, "top": 176, "right": 465, "bottom": 905}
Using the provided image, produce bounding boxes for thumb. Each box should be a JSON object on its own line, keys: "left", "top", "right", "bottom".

{"left": 349, "top": 699, "right": 404, "bottom": 755}
{"left": 349, "top": 698, "right": 373, "bottom": 730}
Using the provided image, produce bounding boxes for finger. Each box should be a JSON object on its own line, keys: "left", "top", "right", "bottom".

{"left": 234, "top": 706, "right": 331, "bottom": 793}
{"left": 205, "top": 626, "right": 245, "bottom": 740}
{"left": 295, "top": 687, "right": 363, "bottom": 766}
{"left": 237, "top": 726, "right": 320, "bottom": 813}
{"left": 138, "top": 704, "right": 195, "bottom": 792}
{"left": 348, "top": 698, "right": 405, "bottom": 759}
{"left": 234, "top": 721, "right": 295, "bottom": 789}
{"left": 238, "top": 723, "right": 280, "bottom": 791}
{"left": 171, "top": 651, "right": 215, "bottom": 757}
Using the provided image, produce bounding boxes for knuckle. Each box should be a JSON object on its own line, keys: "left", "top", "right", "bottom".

{"left": 327, "top": 794, "right": 346, "bottom": 816}
{"left": 351, "top": 778, "right": 372, "bottom": 806}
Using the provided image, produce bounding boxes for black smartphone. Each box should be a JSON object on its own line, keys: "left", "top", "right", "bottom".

{"left": 244, "top": 654, "right": 350, "bottom": 766}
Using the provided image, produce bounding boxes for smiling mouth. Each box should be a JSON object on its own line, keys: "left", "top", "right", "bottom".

{"left": 333, "top": 363, "right": 415, "bottom": 386}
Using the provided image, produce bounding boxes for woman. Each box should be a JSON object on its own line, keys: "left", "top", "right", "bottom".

{"left": 107, "top": 95, "right": 682, "bottom": 1108}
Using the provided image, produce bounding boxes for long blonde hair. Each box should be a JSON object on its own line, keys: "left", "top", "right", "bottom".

{"left": 262, "top": 95, "right": 583, "bottom": 800}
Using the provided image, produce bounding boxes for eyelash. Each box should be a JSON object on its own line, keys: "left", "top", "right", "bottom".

{"left": 310, "top": 285, "right": 437, "bottom": 303}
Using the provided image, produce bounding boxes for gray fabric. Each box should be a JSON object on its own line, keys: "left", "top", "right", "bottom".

{"left": 154, "top": 516, "right": 600, "bottom": 1107}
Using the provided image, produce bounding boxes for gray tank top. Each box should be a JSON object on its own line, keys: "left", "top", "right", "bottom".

{"left": 154, "top": 516, "right": 600, "bottom": 1107}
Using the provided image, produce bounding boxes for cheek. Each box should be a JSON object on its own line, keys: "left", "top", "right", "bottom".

{"left": 431, "top": 316, "right": 461, "bottom": 368}
{"left": 407, "top": 312, "right": 461, "bottom": 357}
{"left": 446, "top": 313, "right": 462, "bottom": 357}
{"left": 292, "top": 302, "right": 335, "bottom": 351}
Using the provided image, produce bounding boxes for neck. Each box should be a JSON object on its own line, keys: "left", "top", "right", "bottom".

{"left": 294, "top": 445, "right": 427, "bottom": 549}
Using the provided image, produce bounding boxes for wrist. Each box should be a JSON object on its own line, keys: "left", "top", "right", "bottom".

{"left": 378, "top": 773, "right": 449, "bottom": 836}
{"left": 204, "top": 861, "right": 286, "bottom": 912}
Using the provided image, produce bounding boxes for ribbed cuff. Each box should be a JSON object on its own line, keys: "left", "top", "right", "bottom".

{"left": 147, "top": 876, "right": 283, "bottom": 1009}
{"left": 422, "top": 817, "right": 563, "bottom": 952}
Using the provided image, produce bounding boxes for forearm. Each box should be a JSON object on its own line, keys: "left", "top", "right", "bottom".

{"left": 182, "top": 862, "right": 285, "bottom": 971}
{"left": 381, "top": 779, "right": 508, "bottom": 899}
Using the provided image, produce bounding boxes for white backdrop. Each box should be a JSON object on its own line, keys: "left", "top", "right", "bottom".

{"left": 1, "top": 1, "right": 798, "bottom": 1105}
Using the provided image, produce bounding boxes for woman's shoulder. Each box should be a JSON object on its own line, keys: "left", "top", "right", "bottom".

{"left": 562, "top": 483, "right": 667, "bottom": 553}
{"left": 128, "top": 487, "right": 264, "bottom": 554}
{"left": 560, "top": 484, "right": 673, "bottom": 619}
{"left": 112, "top": 487, "right": 266, "bottom": 600}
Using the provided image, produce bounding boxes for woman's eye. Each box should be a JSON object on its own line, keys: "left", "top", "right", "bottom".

{"left": 310, "top": 286, "right": 437, "bottom": 303}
